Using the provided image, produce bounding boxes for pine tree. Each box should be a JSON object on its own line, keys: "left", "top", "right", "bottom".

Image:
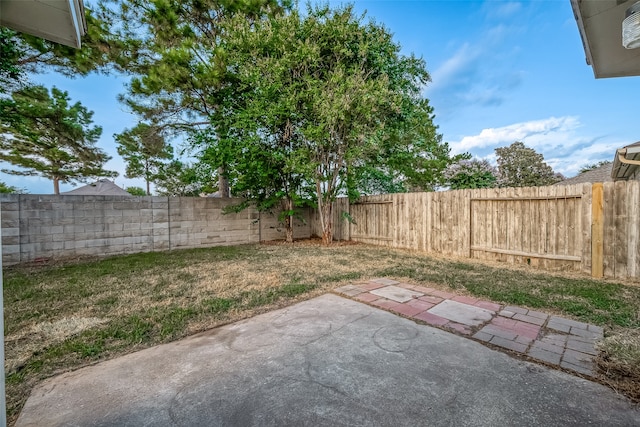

{"left": 0, "top": 86, "right": 116, "bottom": 194}
{"left": 115, "top": 123, "right": 173, "bottom": 195}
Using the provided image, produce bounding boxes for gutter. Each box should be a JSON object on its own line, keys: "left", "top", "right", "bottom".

{"left": 617, "top": 146, "right": 640, "bottom": 166}
{"left": 612, "top": 144, "right": 640, "bottom": 181}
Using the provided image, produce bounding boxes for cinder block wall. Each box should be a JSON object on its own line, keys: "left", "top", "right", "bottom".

{"left": 0, "top": 195, "right": 311, "bottom": 265}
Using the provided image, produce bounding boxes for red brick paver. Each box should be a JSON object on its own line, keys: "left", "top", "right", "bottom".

{"left": 333, "top": 278, "right": 604, "bottom": 379}
{"left": 354, "top": 292, "right": 381, "bottom": 303}
{"left": 413, "top": 311, "right": 449, "bottom": 327}
{"left": 406, "top": 299, "right": 435, "bottom": 312}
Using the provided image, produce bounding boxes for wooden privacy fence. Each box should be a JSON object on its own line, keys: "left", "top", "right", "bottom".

{"left": 326, "top": 181, "right": 640, "bottom": 280}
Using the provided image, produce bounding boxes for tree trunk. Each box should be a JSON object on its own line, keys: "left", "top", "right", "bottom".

{"left": 218, "top": 166, "right": 230, "bottom": 198}
{"left": 53, "top": 177, "right": 60, "bottom": 195}
{"left": 321, "top": 201, "right": 333, "bottom": 245}
{"left": 285, "top": 221, "right": 293, "bottom": 243}
{"left": 285, "top": 197, "right": 294, "bottom": 243}
{"left": 146, "top": 179, "right": 151, "bottom": 196}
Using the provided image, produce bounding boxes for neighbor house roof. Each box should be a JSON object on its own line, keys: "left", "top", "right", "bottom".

{"left": 61, "top": 179, "right": 131, "bottom": 196}
{"left": 571, "top": 0, "right": 640, "bottom": 78}
{"left": 0, "top": 0, "right": 87, "bottom": 48}
{"left": 612, "top": 141, "right": 640, "bottom": 181}
{"left": 556, "top": 163, "right": 613, "bottom": 185}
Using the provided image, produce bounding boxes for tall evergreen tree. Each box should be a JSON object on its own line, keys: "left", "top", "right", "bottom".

{"left": 113, "top": 0, "right": 290, "bottom": 197}
{"left": 115, "top": 123, "right": 173, "bottom": 195}
{"left": 0, "top": 86, "right": 116, "bottom": 194}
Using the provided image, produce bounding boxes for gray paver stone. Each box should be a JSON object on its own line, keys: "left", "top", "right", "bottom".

{"left": 569, "top": 327, "right": 601, "bottom": 340}
{"left": 335, "top": 285, "right": 358, "bottom": 293}
{"left": 549, "top": 316, "right": 589, "bottom": 330}
{"left": 562, "top": 349, "right": 594, "bottom": 368}
{"left": 472, "top": 331, "right": 493, "bottom": 342}
{"left": 587, "top": 324, "right": 604, "bottom": 335}
{"left": 503, "top": 306, "right": 528, "bottom": 315}
{"left": 370, "top": 285, "right": 424, "bottom": 303}
{"left": 560, "top": 360, "right": 594, "bottom": 377}
{"left": 566, "top": 339, "right": 598, "bottom": 356}
{"left": 480, "top": 325, "right": 518, "bottom": 341}
{"left": 531, "top": 341, "right": 565, "bottom": 354}
{"left": 515, "top": 336, "right": 534, "bottom": 345}
{"left": 513, "top": 313, "right": 547, "bottom": 326}
{"left": 427, "top": 300, "right": 494, "bottom": 327}
{"left": 539, "top": 333, "right": 568, "bottom": 346}
{"left": 498, "top": 310, "right": 515, "bottom": 318}
{"left": 546, "top": 319, "right": 571, "bottom": 333}
{"left": 341, "top": 289, "right": 364, "bottom": 297}
{"left": 490, "top": 336, "right": 528, "bottom": 353}
{"left": 528, "top": 347, "right": 562, "bottom": 365}
{"left": 526, "top": 310, "right": 550, "bottom": 320}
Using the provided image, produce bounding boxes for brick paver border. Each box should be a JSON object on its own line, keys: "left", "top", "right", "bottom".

{"left": 334, "top": 278, "right": 604, "bottom": 378}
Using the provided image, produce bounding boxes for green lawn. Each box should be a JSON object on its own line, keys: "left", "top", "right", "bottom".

{"left": 5, "top": 241, "right": 640, "bottom": 424}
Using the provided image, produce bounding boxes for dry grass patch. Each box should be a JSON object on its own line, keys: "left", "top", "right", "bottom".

{"left": 5, "top": 240, "right": 640, "bottom": 424}
{"left": 597, "top": 329, "right": 640, "bottom": 401}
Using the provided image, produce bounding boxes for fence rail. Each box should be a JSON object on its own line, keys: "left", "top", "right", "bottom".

{"left": 328, "top": 181, "right": 640, "bottom": 280}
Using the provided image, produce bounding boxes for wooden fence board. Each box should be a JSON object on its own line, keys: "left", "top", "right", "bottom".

{"left": 332, "top": 180, "right": 638, "bottom": 280}
{"left": 614, "top": 181, "right": 629, "bottom": 278}
{"left": 602, "top": 182, "right": 616, "bottom": 277}
{"left": 581, "top": 183, "right": 593, "bottom": 275}
{"left": 629, "top": 182, "right": 640, "bottom": 278}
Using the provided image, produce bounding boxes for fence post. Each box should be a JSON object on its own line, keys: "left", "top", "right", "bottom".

{"left": 591, "top": 183, "right": 604, "bottom": 278}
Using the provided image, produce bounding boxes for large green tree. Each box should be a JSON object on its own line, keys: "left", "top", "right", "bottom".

{"left": 444, "top": 158, "right": 497, "bottom": 190}
{"left": 0, "top": 86, "right": 116, "bottom": 193}
{"left": 195, "top": 8, "right": 318, "bottom": 241}
{"left": 115, "top": 123, "right": 173, "bottom": 195}
{"left": 209, "top": 5, "right": 455, "bottom": 244}
{"left": 349, "top": 98, "right": 460, "bottom": 196}
{"left": 113, "top": 0, "right": 290, "bottom": 197}
{"left": 495, "top": 141, "right": 563, "bottom": 188}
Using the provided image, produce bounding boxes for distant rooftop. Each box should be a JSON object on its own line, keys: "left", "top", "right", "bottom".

{"left": 61, "top": 179, "right": 131, "bottom": 196}
{"left": 555, "top": 163, "right": 613, "bottom": 186}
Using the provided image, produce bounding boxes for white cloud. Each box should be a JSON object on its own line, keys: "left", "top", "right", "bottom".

{"left": 452, "top": 116, "right": 623, "bottom": 178}
{"left": 452, "top": 116, "right": 580, "bottom": 153}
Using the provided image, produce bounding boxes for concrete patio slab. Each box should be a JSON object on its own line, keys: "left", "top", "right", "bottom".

{"left": 16, "top": 294, "right": 640, "bottom": 427}
{"left": 370, "top": 285, "right": 424, "bottom": 303}
{"left": 427, "top": 299, "right": 495, "bottom": 327}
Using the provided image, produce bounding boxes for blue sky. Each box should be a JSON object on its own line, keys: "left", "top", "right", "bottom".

{"left": 6, "top": 0, "right": 640, "bottom": 194}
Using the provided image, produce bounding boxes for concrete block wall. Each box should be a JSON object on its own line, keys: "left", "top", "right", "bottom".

{"left": 0, "top": 195, "right": 312, "bottom": 265}
{"left": 258, "top": 208, "right": 313, "bottom": 242}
